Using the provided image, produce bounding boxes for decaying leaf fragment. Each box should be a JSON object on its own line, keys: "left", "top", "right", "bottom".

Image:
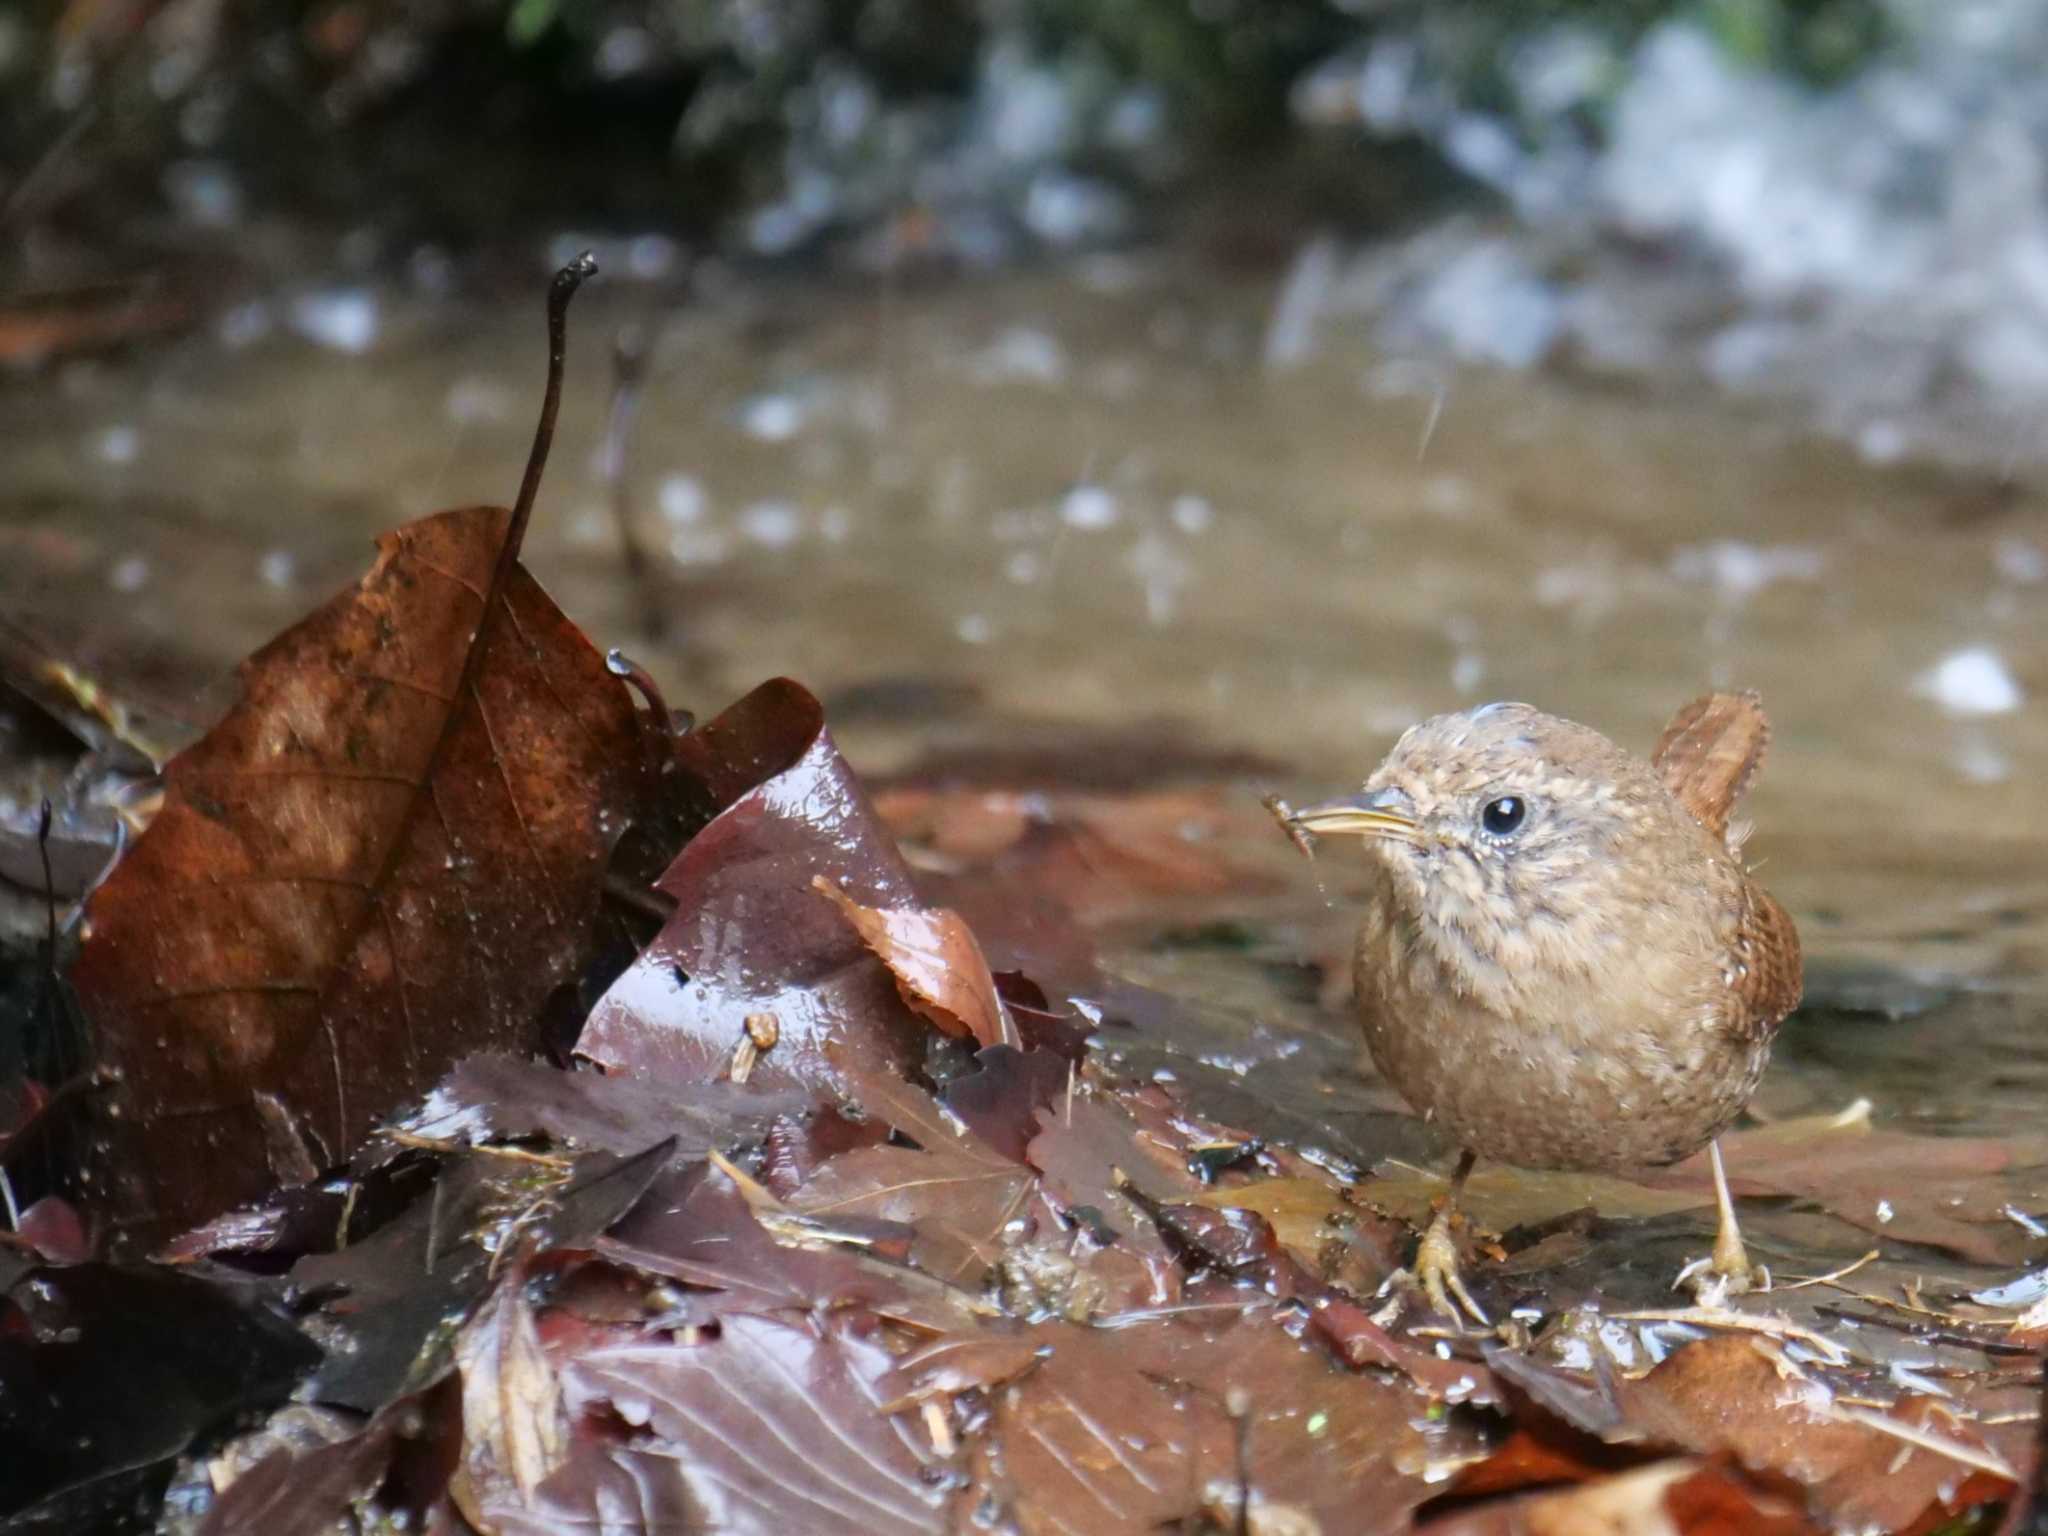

{"left": 814, "top": 876, "right": 1018, "bottom": 1049}
{"left": 452, "top": 1271, "right": 569, "bottom": 1522}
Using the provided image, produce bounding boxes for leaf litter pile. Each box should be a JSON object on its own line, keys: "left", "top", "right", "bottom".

{"left": 2, "top": 260, "right": 2045, "bottom": 1536}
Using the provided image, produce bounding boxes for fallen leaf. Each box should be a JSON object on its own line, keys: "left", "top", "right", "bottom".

{"left": 1613, "top": 1334, "right": 2022, "bottom": 1533}
{"left": 1418, "top": 1458, "right": 1821, "bottom": 1536}
{"left": 1646, "top": 1115, "right": 2048, "bottom": 1264}
{"left": 196, "top": 1416, "right": 400, "bottom": 1536}
{"left": 888, "top": 1314, "right": 1484, "bottom": 1535}
{"left": 597, "top": 1161, "right": 982, "bottom": 1332}
{"left": 294, "top": 1142, "right": 671, "bottom": 1414}
{"left": 814, "top": 876, "right": 1018, "bottom": 1049}
{"left": 1192, "top": 1175, "right": 1366, "bottom": 1259}
{"left": 877, "top": 785, "right": 1270, "bottom": 926}
{"left": 73, "top": 505, "right": 649, "bottom": 1245}
{"left": 1024, "top": 1089, "right": 1206, "bottom": 1262}
{"left": 788, "top": 1048, "right": 1036, "bottom": 1287}
{"left": 0, "top": 1263, "right": 319, "bottom": 1519}
{"left": 452, "top": 1270, "right": 568, "bottom": 1518}
{"left": 1366, "top": 1161, "right": 1706, "bottom": 1233}
{"left": 578, "top": 679, "right": 928, "bottom": 1093}
{"left": 939, "top": 1045, "right": 1071, "bottom": 1163}
{"left": 517, "top": 1312, "right": 953, "bottom": 1536}
{"left": 394, "top": 1052, "right": 806, "bottom": 1159}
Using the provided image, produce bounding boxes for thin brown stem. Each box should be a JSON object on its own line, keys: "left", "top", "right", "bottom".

{"left": 602, "top": 322, "right": 666, "bottom": 638}
{"left": 504, "top": 252, "right": 599, "bottom": 568}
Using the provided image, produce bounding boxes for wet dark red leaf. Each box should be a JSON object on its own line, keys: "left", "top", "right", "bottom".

{"left": 394, "top": 1052, "right": 806, "bottom": 1159}
{"left": 597, "top": 1161, "right": 982, "bottom": 1331}
{"left": 293, "top": 1142, "right": 670, "bottom": 1414}
{"left": 73, "top": 505, "right": 648, "bottom": 1246}
{"left": 577, "top": 679, "right": 928, "bottom": 1093}
{"left": 1024, "top": 1089, "right": 1205, "bottom": 1263}
{"left": 757, "top": 1104, "right": 890, "bottom": 1197}
{"left": 198, "top": 1417, "right": 399, "bottom": 1536}
{"left": 12, "top": 1196, "right": 89, "bottom": 1263}
{"left": 939, "top": 1045, "right": 1070, "bottom": 1164}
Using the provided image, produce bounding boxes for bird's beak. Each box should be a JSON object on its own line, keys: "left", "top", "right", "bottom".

{"left": 1286, "top": 786, "right": 1420, "bottom": 844}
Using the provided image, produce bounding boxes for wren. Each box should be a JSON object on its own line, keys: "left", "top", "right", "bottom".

{"left": 1285, "top": 691, "right": 1802, "bottom": 1319}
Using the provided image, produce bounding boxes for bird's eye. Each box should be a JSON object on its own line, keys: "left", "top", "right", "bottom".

{"left": 1481, "top": 796, "right": 1527, "bottom": 836}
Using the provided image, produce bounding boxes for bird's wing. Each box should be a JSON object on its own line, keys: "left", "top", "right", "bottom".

{"left": 1728, "top": 880, "right": 1803, "bottom": 1042}
{"left": 1651, "top": 691, "right": 1770, "bottom": 837}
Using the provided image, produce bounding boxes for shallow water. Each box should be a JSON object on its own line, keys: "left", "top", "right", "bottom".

{"left": 4, "top": 250, "right": 2045, "bottom": 1287}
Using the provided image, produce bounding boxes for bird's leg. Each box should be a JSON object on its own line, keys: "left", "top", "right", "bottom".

{"left": 1414, "top": 1148, "right": 1489, "bottom": 1326}
{"left": 1677, "top": 1139, "right": 1769, "bottom": 1301}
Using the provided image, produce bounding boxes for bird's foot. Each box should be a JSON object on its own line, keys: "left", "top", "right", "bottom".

{"left": 1677, "top": 1139, "right": 1770, "bottom": 1303}
{"left": 1674, "top": 1251, "right": 1771, "bottom": 1305}
{"left": 1411, "top": 1206, "right": 1490, "bottom": 1327}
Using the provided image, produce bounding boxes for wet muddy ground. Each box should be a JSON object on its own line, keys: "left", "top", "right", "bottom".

{"left": 4, "top": 249, "right": 2046, "bottom": 1310}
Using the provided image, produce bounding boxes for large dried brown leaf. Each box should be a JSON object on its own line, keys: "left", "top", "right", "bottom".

{"left": 72, "top": 506, "right": 646, "bottom": 1245}
{"left": 577, "top": 679, "right": 927, "bottom": 1092}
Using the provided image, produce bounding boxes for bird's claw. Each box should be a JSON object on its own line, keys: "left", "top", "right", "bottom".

{"left": 1674, "top": 1238, "right": 1770, "bottom": 1304}
{"left": 1414, "top": 1208, "right": 1490, "bottom": 1327}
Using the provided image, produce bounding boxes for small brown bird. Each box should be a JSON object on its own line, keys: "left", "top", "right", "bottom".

{"left": 1283, "top": 692, "right": 1801, "bottom": 1319}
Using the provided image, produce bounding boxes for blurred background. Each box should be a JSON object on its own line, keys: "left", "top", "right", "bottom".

{"left": 2, "top": 0, "right": 2046, "bottom": 1120}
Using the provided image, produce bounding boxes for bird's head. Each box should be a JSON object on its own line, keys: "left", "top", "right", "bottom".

{"left": 1288, "top": 702, "right": 1715, "bottom": 985}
